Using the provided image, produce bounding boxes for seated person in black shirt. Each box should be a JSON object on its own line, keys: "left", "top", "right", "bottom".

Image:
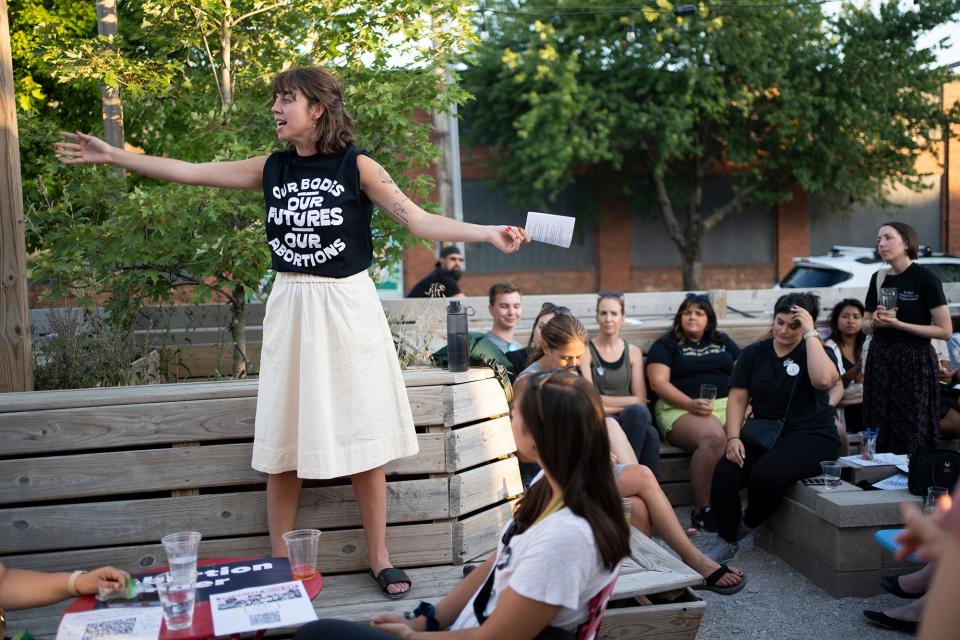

{"left": 707, "top": 292, "right": 842, "bottom": 564}
{"left": 406, "top": 244, "right": 465, "bottom": 298}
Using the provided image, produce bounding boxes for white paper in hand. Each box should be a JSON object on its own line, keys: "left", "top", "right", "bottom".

{"left": 525, "top": 211, "right": 576, "bottom": 248}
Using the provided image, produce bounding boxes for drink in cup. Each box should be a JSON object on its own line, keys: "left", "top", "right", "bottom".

{"left": 161, "top": 531, "right": 202, "bottom": 582}
{"left": 156, "top": 571, "right": 196, "bottom": 630}
{"left": 879, "top": 288, "right": 898, "bottom": 318}
{"left": 699, "top": 384, "right": 718, "bottom": 404}
{"left": 820, "top": 461, "right": 842, "bottom": 489}
{"left": 925, "top": 486, "right": 949, "bottom": 514}
{"left": 283, "top": 529, "right": 321, "bottom": 580}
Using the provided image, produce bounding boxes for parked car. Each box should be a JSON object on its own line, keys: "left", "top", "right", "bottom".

{"left": 776, "top": 245, "right": 960, "bottom": 289}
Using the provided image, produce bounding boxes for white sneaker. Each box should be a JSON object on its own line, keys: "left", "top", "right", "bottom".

{"left": 706, "top": 540, "right": 739, "bottom": 564}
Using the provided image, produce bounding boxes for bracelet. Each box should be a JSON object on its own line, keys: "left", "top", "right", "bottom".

{"left": 727, "top": 436, "right": 741, "bottom": 442}
{"left": 67, "top": 570, "right": 86, "bottom": 596}
{"left": 405, "top": 601, "right": 440, "bottom": 631}
{"left": 803, "top": 330, "right": 819, "bottom": 340}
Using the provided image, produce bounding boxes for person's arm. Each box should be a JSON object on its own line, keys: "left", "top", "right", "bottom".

{"left": 359, "top": 156, "right": 529, "bottom": 252}
{"left": 646, "top": 363, "right": 708, "bottom": 416}
{"left": 874, "top": 305, "right": 952, "bottom": 341}
{"left": 827, "top": 379, "right": 844, "bottom": 407}
{"left": 627, "top": 345, "right": 648, "bottom": 404}
{"left": 790, "top": 306, "right": 839, "bottom": 390}
{"left": 0, "top": 563, "right": 129, "bottom": 610}
{"left": 56, "top": 131, "right": 266, "bottom": 189}
{"left": 724, "top": 387, "right": 750, "bottom": 467}
{"left": 919, "top": 537, "right": 960, "bottom": 640}
{"left": 579, "top": 345, "right": 595, "bottom": 385}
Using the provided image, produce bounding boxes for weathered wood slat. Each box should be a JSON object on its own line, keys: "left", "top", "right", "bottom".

{"left": 662, "top": 482, "right": 694, "bottom": 508}
{"left": 598, "top": 595, "right": 705, "bottom": 640}
{"left": 446, "top": 416, "right": 516, "bottom": 472}
{"left": 0, "top": 479, "right": 449, "bottom": 554}
{"left": 449, "top": 457, "right": 523, "bottom": 517}
{"left": 406, "top": 384, "right": 444, "bottom": 426}
{"left": 657, "top": 456, "right": 691, "bottom": 484}
{"left": 1, "top": 435, "right": 445, "bottom": 503}
{"left": 443, "top": 378, "right": 509, "bottom": 427}
{"left": 453, "top": 500, "right": 514, "bottom": 564}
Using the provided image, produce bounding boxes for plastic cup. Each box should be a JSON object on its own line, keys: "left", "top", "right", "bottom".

{"left": 161, "top": 531, "right": 202, "bottom": 582}
{"left": 156, "top": 571, "right": 196, "bottom": 630}
{"left": 820, "top": 461, "right": 842, "bottom": 489}
{"left": 699, "top": 384, "right": 718, "bottom": 403}
{"left": 925, "top": 486, "right": 949, "bottom": 514}
{"left": 283, "top": 529, "right": 321, "bottom": 580}
{"left": 879, "top": 288, "right": 898, "bottom": 317}
{"left": 622, "top": 498, "right": 633, "bottom": 524}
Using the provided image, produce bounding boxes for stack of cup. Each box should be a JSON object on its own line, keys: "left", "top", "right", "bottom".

{"left": 158, "top": 531, "right": 202, "bottom": 630}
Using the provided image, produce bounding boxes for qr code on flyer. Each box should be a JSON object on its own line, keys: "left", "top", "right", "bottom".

{"left": 81, "top": 617, "right": 137, "bottom": 640}
{"left": 247, "top": 610, "right": 281, "bottom": 626}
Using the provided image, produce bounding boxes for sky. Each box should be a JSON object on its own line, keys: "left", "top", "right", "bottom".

{"left": 822, "top": 0, "right": 960, "bottom": 68}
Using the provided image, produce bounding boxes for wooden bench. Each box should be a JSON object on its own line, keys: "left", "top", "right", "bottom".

{"left": 1, "top": 367, "right": 704, "bottom": 639}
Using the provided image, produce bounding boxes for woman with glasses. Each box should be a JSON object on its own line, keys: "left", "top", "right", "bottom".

{"left": 646, "top": 294, "right": 740, "bottom": 533}
{"left": 580, "top": 292, "right": 661, "bottom": 478}
{"left": 292, "top": 370, "right": 630, "bottom": 640}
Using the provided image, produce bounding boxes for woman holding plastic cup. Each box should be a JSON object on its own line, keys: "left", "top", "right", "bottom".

{"left": 646, "top": 294, "right": 741, "bottom": 533}
{"left": 863, "top": 222, "right": 951, "bottom": 454}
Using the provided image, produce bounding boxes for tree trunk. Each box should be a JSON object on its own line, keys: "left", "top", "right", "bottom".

{"left": 220, "top": 7, "right": 232, "bottom": 108}
{"left": 681, "top": 242, "right": 703, "bottom": 290}
{"left": 96, "top": 0, "right": 124, "bottom": 179}
{"left": 229, "top": 287, "right": 246, "bottom": 379}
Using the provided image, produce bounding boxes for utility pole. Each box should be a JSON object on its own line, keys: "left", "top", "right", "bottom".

{"left": 96, "top": 0, "right": 125, "bottom": 173}
{"left": 0, "top": 0, "right": 33, "bottom": 391}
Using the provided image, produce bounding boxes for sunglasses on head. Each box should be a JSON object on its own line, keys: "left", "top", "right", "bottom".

{"left": 685, "top": 293, "right": 710, "bottom": 303}
{"left": 598, "top": 291, "right": 624, "bottom": 299}
{"left": 538, "top": 303, "right": 573, "bottom": 316}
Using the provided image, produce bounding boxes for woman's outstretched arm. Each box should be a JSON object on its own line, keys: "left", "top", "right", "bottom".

{"left": 56, "top": 131, "right": 266, "bottom": 190}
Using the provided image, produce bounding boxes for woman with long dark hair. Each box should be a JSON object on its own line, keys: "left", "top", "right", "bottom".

{"left": 825, "top": 299, "right": 866, "bottom": 451}
{"left": 708, "top": 292, "right": 842, "bottom": 563}
{"left": 646, "top": 294, "right": 740, "bottom": 533}
{"left": 293, "top": 371, "right": 630, "bottom": 640}
{"left": 863, "top": 222, "right": 951, "bottom": 454}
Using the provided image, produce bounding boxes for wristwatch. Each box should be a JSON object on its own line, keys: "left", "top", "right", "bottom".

{"left": 404, "top": 601, "right": 440, "bottom": 631}
{"left": 803, "top": 330, "right": 819, "bottom": 340}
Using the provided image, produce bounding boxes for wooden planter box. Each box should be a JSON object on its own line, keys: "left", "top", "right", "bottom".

{"left": 0, "top": 367, "right": 521, "bottom": 637}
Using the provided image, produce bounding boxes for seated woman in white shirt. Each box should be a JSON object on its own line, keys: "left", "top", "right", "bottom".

{"left": 292, "top": 370, "right": 630, "bottom": 640}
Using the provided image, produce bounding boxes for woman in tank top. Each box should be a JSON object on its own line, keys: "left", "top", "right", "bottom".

{"left": 56, "top": 66, "right": 530, "bottom": 599}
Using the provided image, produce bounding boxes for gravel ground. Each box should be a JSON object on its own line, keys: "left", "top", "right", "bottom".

{"left": 669, "top": 506, "right": 917, "bottom": 640}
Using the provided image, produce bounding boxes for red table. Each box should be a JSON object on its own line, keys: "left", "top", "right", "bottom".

{"left": 64, "top": 558, "right": 323, "bottom": 640}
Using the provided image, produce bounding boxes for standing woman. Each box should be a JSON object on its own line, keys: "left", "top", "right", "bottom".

{"left": 580, "top": 293, "right": 661, "bottom": 477}
{"left": 56, "top": 67, "right": 529, "bottom": 598}
{"left": 708, "top": 293, "right": 842, "bottom": 563}
{"left": 863, "top": 222, "right": 951, "bottom": 454}
{"left": 646, "top": 294, "right": 740, "bottom": 533}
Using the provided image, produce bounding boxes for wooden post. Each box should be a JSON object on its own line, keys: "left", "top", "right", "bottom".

{"left": 0, "top": 0, "right": 33, "bottom": 391}
{"left": 95, "top": 0, "right": 124, "bottom": 151}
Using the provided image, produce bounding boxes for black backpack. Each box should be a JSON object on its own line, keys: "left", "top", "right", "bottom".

{"left": 908, "top": 447, "right": 960, "bottom": 496}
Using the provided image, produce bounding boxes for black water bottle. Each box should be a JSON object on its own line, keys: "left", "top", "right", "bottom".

{"left": 446, "top": 300, "right": 472, "bottom": 372}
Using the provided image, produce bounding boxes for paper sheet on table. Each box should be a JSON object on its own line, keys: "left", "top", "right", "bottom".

{"left": 897, "top": 462, "right": 910, "bottom": 474}
{"left": 525, "top": 212, "right": 576, "bottom": 248}
{"left": 210, "top": 580, "right": 317, "bottom": 636}
{"left": 839, "top": 453, "right": 909, "bottom": 468}
{"left": 56, "top": 606, "right": 163, "bottom": 640}
{"left": 872, "top": 473, "right": 910, "bottom": 491}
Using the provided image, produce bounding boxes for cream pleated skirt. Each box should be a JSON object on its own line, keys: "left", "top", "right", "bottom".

{"left": 252, "top": 270, "right": 418, "bottom": 478}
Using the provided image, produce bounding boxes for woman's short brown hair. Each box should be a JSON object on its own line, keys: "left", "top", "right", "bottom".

{"left": 880, "top": 221, "right": 920, "bottom": 260}
{"left": 270, "top": 67, "right": 356, "bottom": 155}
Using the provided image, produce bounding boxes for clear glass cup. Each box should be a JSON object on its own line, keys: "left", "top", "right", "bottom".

{"left": 283, "top": 529, "right": 321, "bottom": 580}
{"left": 156, "top": 571, "right": 196, "bottom": 630}
{"left": 699, "top": 384, "right": 718, "bottom": 403}
{"left": 879, "top": 288, "right": 898, "bottom": 317}
{"left": 820, "top": 461, "right": 842, "bottom": 489}
{"left": 161, "top": 531, "right": 202, "bottom": 582}
{"left": 925, "top": 486, "right": 949, "bottom": 514}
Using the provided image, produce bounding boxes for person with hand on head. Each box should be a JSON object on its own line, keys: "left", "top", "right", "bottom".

{"left": 862, "top": 221, "right": 951, "bottom": 454}
{"left": 485, "top": 283, "right": 523, "bottom": 354}
{"left": 291, "top": 370, "right": 630, "bottom": 640}
{"left": 646, "top": 294, "right": 741, "bottom": 533}
{"left": 580, "top": 292, "right": 661, "bottom": 479}
{"left": 0, "top": 562, "right": 129, "bottom": 611}
{"left": 707, "top": 292, "right": 842, "bottom": 564}
{"left": 56, "top": 66, "right": 530, "bottom": 600}
{"left": 407, "top": 245, "right": 466, "bottom": 299}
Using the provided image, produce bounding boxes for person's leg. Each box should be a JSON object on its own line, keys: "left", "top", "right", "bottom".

{"left": 616, "top": 405, "right": 661, "bottom": 478}
{"left": 351, "top": 466, "right": 409, "bottom": 596}
{"left": 666, "top": 414, "right": 726, "bottom": 512}
{"left": 896, "top": 563, "right": 936, "bottom": 595}
{"left": 710, "top": 454, "right": 754, "bottom": 543}
{"left": 606, "top": 418, "right": 639, "bottom": 466}
{"left": 267, "top": 471, "right": 304, "bottom": 556}
{"left": 742, "top": 431, "right": 838, "bottom": 529}
{"left": 294, "top": 619, "right": 397, "bottom": 640}
{"left": 939, "top": 406, "right": 960, "bottom": 438}
{"left": 616, "top": 465, "right": 742, "bottom": 588}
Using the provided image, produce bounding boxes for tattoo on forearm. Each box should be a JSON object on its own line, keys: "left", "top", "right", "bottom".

{"left": 378, "top": 166, "right": 395, "bottom": 185}
{"left": 373, "top": 197, "right": 411, "bottom": 226}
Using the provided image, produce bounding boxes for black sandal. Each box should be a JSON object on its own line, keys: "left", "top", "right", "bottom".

{"left": 371, "top": 567, "right": 412, "bottom": 600}
{"left": 879, "top": 574, "right": 924, "bottom": 599}
{"left": 693, "top": 564, "right": 746, "bottom": 596}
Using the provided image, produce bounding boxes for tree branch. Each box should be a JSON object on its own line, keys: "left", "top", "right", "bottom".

{"left": 190, "top": 5, "right": 224, "bottom": 105}
{"left": 651, "top": 169, "right": 687, "bottom": 251}
{"left": 702, "top": 182, "right": 761, "bottom": 232}
{"left": 234, "top": 1, "right": 290, "bottom": 25}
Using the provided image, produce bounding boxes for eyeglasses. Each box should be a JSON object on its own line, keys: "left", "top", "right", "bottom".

{"left": 685, "top": 293, "right": 710, "bottom": 303}
{"left": 598, "top": 291, "right": 624, "bottom": 299}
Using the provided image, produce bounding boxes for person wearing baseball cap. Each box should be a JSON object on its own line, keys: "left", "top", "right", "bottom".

{"left": 407, "top": 245, "right": 465, "bottom": 298}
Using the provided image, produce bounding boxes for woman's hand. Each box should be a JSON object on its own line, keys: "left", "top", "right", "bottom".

{"left": 725, "top": 437, "right": 745, "bottom": 467}
{"left": 872, "top": 306, "right": 900, "bottom": 329}
{"left": 790, "top": 305, "right": 816, "bottom": 334}
{"left": 488, "top": 226, "right": 531, "bottom": 254}
{"left": 369, "top": 621, "right": 416, "bottom": 638}
{"left": 895, "top": 502, "right": 952, "bottom": 563}
{"left": 76, "top": 566, "right": 130, "bottom": 596}
{"left": 688, "top": 398, "right": 713, "bottom": 416}
{"left": 55, "top": 131, "right": 116, "bottom": 165}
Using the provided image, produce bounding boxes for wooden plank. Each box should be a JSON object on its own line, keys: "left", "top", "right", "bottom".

{"left": 658, "top": 457, "right": 691, "bottom": 484}
{"left": 447, "top": 416, "right": 516, "bottom": 472}
{"left": 443, "top": 378, "right": 509, "bottom": 427}
{"left": 662, "top": 482, "right": 694, "bottom": 507}
{"left": 406, "top": 384, "right": 445, "bottom": 426}
{"left": 452, "top": 500, "right": 515, "bottom": 564}
{"left": 599, "top": 594, "right": 705, "bottom": 640}
{"left": 400, "top": 367, "right": 493, "bottom": 387}
{"left": 0, "top": 436, "right": 446, "bottom": 503}
{"left": 449, "top": 457, "right": 523, "bottom": 517}
{"left": 0, "top": 478, "right": 450, "bottom": 554}
{"left": 614, "top": 530, "right": 703, "bottom": 597}
{"left": 0, "top": 397, "right": 258, "bottom": 455}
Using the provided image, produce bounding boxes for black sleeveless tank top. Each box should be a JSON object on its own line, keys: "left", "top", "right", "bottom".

{"left": 261, "top": 145, "right": 373, "bottom": 277}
